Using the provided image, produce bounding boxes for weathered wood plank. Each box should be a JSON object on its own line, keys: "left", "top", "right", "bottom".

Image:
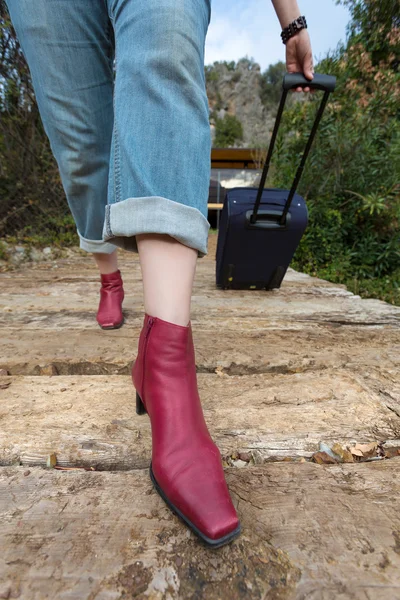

{"left": 1, "top": 370, "right": 399, "bottom": 468}
{"left": 0, "top": 466, "right": 300, "bottom": 600}
{"left": 1, "top": 245, "right": 399, "bottom": 376}
{"left": 1, "top": 235, "right": 400, "bottom": 600}
{"left": 1, "top": 281, "right": 398, "bottom": 328}
{"left": 4, "top": 246, "right": 397, "bottom": 376}
{"left": 229, "top": 459, "right": 400, "bottom": 599}
{"left": 1, "top": 249, "right": 399, "bottom": 329}
{"left": 1, "top": 325, "right": 398, "bottom": 376}
{"left": 1, "top": 461, "right": 400, "bottom": 599}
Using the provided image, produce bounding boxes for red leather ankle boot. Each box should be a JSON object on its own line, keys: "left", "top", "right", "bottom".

{"left": 96, "top": 270, "right": 125, "bottom": 330}
{"left": 132, "top": 314, "right": 241, "bottom": 547}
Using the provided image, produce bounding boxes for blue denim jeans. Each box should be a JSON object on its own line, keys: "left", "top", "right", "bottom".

{"left": 5, "top": 0, "right": 212, "bottom": 257}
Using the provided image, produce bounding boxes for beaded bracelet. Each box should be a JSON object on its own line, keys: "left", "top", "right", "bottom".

{"left": 281, "top": 15, "right": 307, "bottom": 44}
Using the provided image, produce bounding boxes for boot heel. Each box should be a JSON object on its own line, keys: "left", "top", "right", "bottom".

{"left": 136, "top": 392, "right": 147, "bottom": 415}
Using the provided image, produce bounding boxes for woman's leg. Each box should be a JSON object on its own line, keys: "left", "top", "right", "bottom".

{"left": 136, "top": 234, "right": 197, "bottom": 327}
{"left": 5, "top": 0, "right": 124, "bottom": 327}
{"left": 107, "top": 0, "right": 241, "bottom": 544}
{"left": 131, "top": 255, "right": 241, "bottom": 545}
{"left": 93, "top": 250, "right": 119, "bottom": 275}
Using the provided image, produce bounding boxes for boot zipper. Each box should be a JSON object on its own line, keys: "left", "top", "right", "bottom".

{"left": 145, "top": 316, "right": 155, "bottom": 340}
{"left": 142, "top": 317, "right": 155, "bottom": 401}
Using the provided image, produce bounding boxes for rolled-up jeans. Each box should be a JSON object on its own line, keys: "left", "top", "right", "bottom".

{"left": 5, "top": 0, "right": 212, "bottom": 257}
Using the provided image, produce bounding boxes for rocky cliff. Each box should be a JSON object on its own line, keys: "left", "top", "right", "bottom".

{"left": 206, "top": 57, "right": 304, "bottom": 148}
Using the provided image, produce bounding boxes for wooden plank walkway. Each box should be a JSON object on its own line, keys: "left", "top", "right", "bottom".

{"left": 1, "top": 233, "right": 400, "bottom": 599}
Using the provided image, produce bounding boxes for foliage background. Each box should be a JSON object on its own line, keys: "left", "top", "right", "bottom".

{"left": 0, "top": 0, "right": 399, "bottom": 303}
{"left": 275, "top": 0, "right": 400, "bottom": 305}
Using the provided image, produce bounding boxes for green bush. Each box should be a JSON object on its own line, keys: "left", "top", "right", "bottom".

{"left": 264, "top": 0, "right": 400, "bottom": 304}
{"left": 205, "top": 66, "right": 219, "bottom": 84}
{"left": 214, "top": 114, "right": 243, "bottom": 147}
{"left": 260, "top": 61, "right": 287, "bottom": 108}
{"left": 222, "top": 60, "right": 236, "bottom": 72}
{"left": 0, "top": 2, "right": 67, "bottom": 239}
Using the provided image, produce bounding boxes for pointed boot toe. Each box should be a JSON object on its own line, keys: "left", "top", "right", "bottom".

{"left": 150, "top": 447, "right": 241, "bottom": 545}
{"left": 132, "top": 314, "right": 241, "bottom": 548}
{"left": 96, "top": 269, "right": 125, "bottom": 330}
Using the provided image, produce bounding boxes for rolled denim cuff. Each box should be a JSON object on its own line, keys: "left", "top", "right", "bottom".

{"left": 102, "top": 196, "right": 210, "bottom": 258}
{"left": 78, "top": 232, "right": 118, "bottom": 254}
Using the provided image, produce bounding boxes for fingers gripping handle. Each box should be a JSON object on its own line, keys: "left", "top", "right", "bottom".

{"left": 283, "top": 72, "right": 336, "bottom": 92}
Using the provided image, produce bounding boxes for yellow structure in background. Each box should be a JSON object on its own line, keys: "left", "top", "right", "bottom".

{"left": 209, "top": 148, "right": 263, "bottom": 227}
{"left": 211, "top": 148, "right": 261, "bottom": 171}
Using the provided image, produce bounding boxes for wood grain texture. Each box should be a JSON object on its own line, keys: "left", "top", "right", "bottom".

{"left": 1, "top": 369, "right": 399, "bottom": 469}
{"left": 1, "top": 234, "right": 399, "bottom": 599}
{"left": 1, "top": 462, "right": 400, "bottom": 600}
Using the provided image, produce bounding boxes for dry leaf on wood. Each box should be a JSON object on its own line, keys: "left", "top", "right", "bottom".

{"left": 350, "top": 448, "right": 364, "bottom": 457}
{"left": 331, "top": 442, "right": 354, "bottom": 462}
{"left": 351, "top": 442, "right": 378, "bottom": 458}
{"left": 383, "top": 447, "right": 400, "bottom": 459}
{"left": 215, "top": 366, "right": 226, "bottom": 377}
{"left": 312, "top": 451, "right": 338, "bottom": 464}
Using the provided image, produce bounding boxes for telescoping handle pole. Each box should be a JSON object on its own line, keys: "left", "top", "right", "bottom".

{"left": 250, "top": 72, "right": 336, "bottom": 225}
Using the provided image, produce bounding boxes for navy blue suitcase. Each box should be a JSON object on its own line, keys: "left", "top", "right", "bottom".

{"left": 216, "top": 72, "right": 336, "bottom": 290}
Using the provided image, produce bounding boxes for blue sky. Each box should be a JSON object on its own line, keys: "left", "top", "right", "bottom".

{"left": 205, "top": 0, "right": 350, "bottom": 71}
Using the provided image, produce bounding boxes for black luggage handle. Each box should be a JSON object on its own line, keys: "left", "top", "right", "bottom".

{"left": 250, "top": 71, "right": 336, "bottom": 226}
{"left": 283, "top": 72, "right": 336, "bottom": 92}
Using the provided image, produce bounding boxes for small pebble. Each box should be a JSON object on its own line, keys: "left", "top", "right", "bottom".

{"left": 318, "top": 442, "right": 338, "bottom": 460}
{"left": 239, "top": 452, "right": 251, "bottom": 462}
{"left": 232, "top": 459, "right": 248, "bottom": 468}
{"left": 24, "top": 470, "right": 30, "bottom": 477}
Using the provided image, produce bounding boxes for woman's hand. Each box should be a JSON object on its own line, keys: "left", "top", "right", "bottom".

{"left": 285, "top": 28, "right": 314, "bottom": 93}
